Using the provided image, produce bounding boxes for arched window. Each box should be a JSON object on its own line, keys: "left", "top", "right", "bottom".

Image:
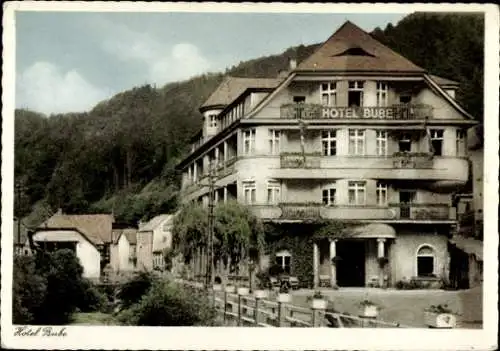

{"left": 275, "top": 250, "right": 291, "bottom": 274}
{"left": 416, "top": 245, "right": 435, "bottom": 277}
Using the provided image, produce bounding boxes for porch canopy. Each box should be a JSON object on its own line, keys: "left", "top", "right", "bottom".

{"left": 348, "top": 223, "right": 396, "bottom": 239}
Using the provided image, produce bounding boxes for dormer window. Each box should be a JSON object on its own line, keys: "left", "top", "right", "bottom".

{"left": 334, "top": 46, "right": 376, "bottom": 57}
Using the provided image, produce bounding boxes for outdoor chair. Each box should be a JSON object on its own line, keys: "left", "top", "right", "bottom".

{"left": 289, "top": 276, "right": 299, "bottom": 289}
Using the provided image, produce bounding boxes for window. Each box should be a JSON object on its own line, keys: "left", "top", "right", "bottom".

{"left": 293, "top": 96, "right": 306, "bottom": 104}
{"left": 399, "top": 133, "right": 412, "bottom": 152}
{"left": 320, "top": 82, "right": 337, "bottom": 106}
{"left": 456, "top": 129, "right": 466, "bottom": 156}
{"left": 376, "top": 182, "right": 388, "bottom": 206}
{"left": 208, "top": 114, "right": 217, "bottom": 128}
{"left": 322, "top": 130, "right": 337, "bottom": 156}
{"left": 268, "top": 129, "right": 281, "bottom": 154}
{"left": 243, "top": 129, "right": 256, "bottom": 155}
{"left": 376, "top": 82, "right": 388, "bottom": 107}
{"left": 348, "top": 81, "right": 364, "bottom": 107}
{"left": 348, "top": 181, "right": 366, "bottom": 205}
{"left": 322, "top": 184, "right": 336, "bottom": 206}
{"left": 417, "top": 245, "right": 435, "bottom": 277}
{"left": 376, "top": 130, "right": 388, "bottom": 156}
{"left": 267, "top": 180, "right": 281, "bottom": 204}
{"left": 243, "top": 180, "right": 256, "bottom": 204}
{"left": 276, "top": 250, "right": 291, "bottom": 274}
{"left": 348, "top": 129, "right": 365, "bottom": 155}
{"left": 430, "top": 129, "right": 444, "bottom": 156}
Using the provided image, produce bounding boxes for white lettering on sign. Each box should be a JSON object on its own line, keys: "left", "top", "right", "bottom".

{"left": 322, "top": 107, "right": 394, "bottom": 119}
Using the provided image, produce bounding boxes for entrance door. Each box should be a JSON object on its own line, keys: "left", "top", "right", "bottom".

{"left": 336, "top": 241, "right": 366, "bottom": 287}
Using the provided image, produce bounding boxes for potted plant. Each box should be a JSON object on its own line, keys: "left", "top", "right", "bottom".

{"left": 277, "top": 284, "right": 291, "bottom": 303}
{"left": 310, "top": 290, "right": 328, "bottom": 310}
{"left": 358, "top": 299, "right": 379, "bottom": 318}
{"left": 424, "top": 304, "right": 457, "bottom": 328}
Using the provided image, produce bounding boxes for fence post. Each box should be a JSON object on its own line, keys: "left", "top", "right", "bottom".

{"left": 277, "top": 293, "right": 291, "bottom": 327}
{"left": 253, "top": 290, "right": 268, "bottom": 326}
{"left": 237, "top": 287, "right": 249, "bottom": 326}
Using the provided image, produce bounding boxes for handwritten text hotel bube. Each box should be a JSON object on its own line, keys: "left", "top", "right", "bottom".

{"left": 321, "top": 107, "right": 395, "bottom": 119}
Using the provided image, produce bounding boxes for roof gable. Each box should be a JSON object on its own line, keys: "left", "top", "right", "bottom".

{"left": 139, "top": 214, "right": 173, "bottom": 232}
{"left": 200, "top": 77, "right": 281, "bottom": 110}
{"left": 296, "top": 21, "right": 425, "bottom": 73}
{"left": 41, "top": 214, "right": 114, "bottom": 244}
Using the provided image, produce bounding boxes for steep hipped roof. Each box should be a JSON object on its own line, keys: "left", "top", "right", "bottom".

{"left": 296, "top": 21, "right": 425, "bottom": 73}
{"left": 40, "top": 213, "right": 114, "bottom": 245}
{"left": 139, "top": 214, "right": 173, "bottom": 232}
{"left": 200, "top": 76, "right": 281, "bottom": 110}
{"left": 430, "top": 74, "right": 460, "bottom": 87}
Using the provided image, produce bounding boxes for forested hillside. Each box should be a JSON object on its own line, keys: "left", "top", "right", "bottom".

{"left": 14, "top": 13, "right": 484, "bottom": 226}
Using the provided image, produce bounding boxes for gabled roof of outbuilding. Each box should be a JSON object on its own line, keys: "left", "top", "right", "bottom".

{"left": 200, "top": 76, "right": 282, "bottom": 110}
{"left": 296, "top": 21, "right": 425, "bottom": 73}
{"left": 139, "top": 214, "right": 174, "bottom": 232}
{"left": 430, "top": 74, "right": 460, "bottom": 87}
{"left": 40, "top": 213, "right": 114, "bottom": 245}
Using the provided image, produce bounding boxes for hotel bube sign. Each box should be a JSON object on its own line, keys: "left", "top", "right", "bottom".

{"left": 280, "top": 104, "right": 432, "bottom": 120}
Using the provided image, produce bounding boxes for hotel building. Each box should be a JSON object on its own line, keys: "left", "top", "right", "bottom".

{"left": 176, "top": 21, "right": 478, "bottom": 288}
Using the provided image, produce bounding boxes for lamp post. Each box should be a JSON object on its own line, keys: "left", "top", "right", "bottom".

{"left": 205, "top": 161, "right": 217, "bottom": 290}
{"left": 248, "top": 259, "right": 255, "bottom": 293}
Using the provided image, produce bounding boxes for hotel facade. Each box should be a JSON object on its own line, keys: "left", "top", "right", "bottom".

{"left": 176, "top": 21, "right": 478, "bottom": 288}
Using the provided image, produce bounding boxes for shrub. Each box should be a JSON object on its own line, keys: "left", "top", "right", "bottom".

{"left": 12, "top": 255, "right": 47, "bottom": 324}
{"left": 77, "top": 279, "right": 110, "bottom": 313}
{"left": 117, "top": 280, "right": 217, "bottom": 326}
{"left": 13, "top": 249, "right": 90, "bottom": 325}
{"left": 116, "top": 271, "right": 157, "bottom": 310}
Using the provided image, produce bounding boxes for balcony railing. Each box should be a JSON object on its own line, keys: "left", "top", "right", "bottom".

{"left": 388, "top": 203, "right": 452, "bottom": 220}
{"left": 280, "top": 153, "right": 321, "bottom": 168}
{"left": 392, "top": 152, "right": 434, "bottom": 169}
{"left": 280, "top": 103, "right": 433, "bottom": 120}
{"left": 279, "top": 203, "right": 322, "bottom": 220}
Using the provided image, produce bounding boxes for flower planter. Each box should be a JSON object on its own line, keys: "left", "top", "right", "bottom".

{"left": 361, "top": 305, "right": 378, "bottom": 318}
{"left": 225, "top": 285, "right": 236, "bottom": 293}
{"left": 237, "top": 287, "right": 250, "bottom": 296}
{"left": 254, "top": 289, "right": 268, "bottom": 299}
{"left": 277, "top": 293, "right": 291, "bottom": 303}
{"left": 424, "top": 311, "right": 457, "bottom": 328}
{"left": 311, "top": 298, "right": 327, "bottom": 310}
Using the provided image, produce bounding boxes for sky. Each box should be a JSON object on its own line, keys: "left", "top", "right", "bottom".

{"left": 15, "top": 10, "right": 409, "bottom": 115}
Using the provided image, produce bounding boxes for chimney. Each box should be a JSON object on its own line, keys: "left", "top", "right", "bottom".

{"left": 277, "top": 69, "right": 288, "bottom": 79}
{"left": 289, "top": 58, "right": 297, "bottom": 70}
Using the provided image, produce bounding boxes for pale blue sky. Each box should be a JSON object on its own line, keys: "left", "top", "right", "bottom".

{"left": 15, "top": 11, "right": 408, "bottom": 114}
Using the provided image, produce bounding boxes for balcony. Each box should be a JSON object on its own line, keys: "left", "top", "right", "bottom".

{"left": 280, "top": 153, "right": 321, "bottom": 168}
{"left": 280, "top": 103, "right": 433, "bottom": 120}
{"left": 279, "top": 203, "right": 322, "bottom": 220}
{"left": 388, "top": 203, "right": 454, "bottom": 220}
{"left": 392, "top": 152, "right": 434, "bottom": 169}
{"left": 252, "top": 203, "right": 455, "bottom": 222}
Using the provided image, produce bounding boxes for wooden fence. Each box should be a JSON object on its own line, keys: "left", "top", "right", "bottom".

{"left": 179, "top": 280, "right": 410, "bottom": 328}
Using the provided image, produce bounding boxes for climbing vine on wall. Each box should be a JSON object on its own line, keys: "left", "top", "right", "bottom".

{"left": 263, "top": 220, "right": 361, "bottom": 288}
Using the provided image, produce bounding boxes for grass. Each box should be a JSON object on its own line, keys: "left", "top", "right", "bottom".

{"left": 70, "top": 312, "right": 120, "bottom": 325}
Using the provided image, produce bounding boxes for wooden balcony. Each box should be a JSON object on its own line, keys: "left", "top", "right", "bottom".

{"left": 280, "top": 103, "right": 433, "bottom": 120}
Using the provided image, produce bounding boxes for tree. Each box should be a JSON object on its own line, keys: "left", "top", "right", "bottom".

{"left": 172, "top": 201, "right": 264, "bottom": 274}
